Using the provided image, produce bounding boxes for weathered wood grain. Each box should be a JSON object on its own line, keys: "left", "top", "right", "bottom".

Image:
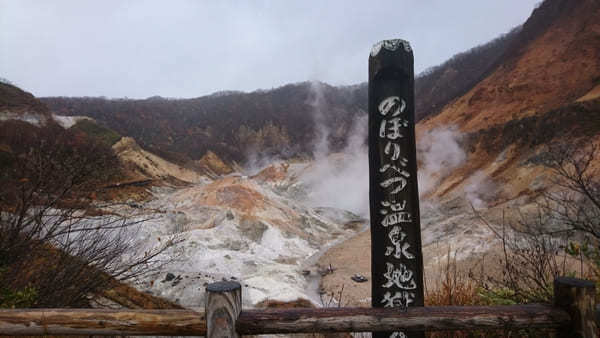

{"left": 236, "top": 304, "right": 570, "bottom": 334}
{"left": 554, "top": 277, "right": 598, "bottom": 338}
{"left": 206, "top": 281, "right": 242, "bottom": 338}
{"left": 0, "top": 304, "right": 575, "bottom": 336}
{"left": 369, "top": 37, "right": 423, "bottom": 338}
{"left": 4, "top": 279, "right": 596, "bottom": 337}
{"left": 0, "top": 309, "right": 205, "bottom": 336}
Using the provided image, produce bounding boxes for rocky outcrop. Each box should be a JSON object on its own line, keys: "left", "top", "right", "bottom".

{"left": 113, "top": 137, "right": 206, "bottom": 184}
{"left": 416, "top": 0, "right": 600, "bottom": 201}
{"left": 195, "top": 150, "right": 233, "bottom": 177}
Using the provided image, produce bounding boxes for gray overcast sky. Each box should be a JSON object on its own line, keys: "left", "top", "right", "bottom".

{"left": 1, "top": 0, "right": 539, "bottom": 98}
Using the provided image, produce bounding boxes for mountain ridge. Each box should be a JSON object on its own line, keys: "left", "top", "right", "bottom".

{"left": 419, "top": 0, "right": 600, "bottom": 135}
{"left": 38, "top": 18, "right": 528, "bottom": 165}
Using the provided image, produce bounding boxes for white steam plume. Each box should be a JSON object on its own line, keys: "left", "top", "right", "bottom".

{"left": 417, "top": 126, "right": 466, "bottom": 196}
{"left": 301, "top": 115, "right": 370, "bottom": 217}
{"left": 303, "top": 124, "right": 471, "bottom": 216}
{"left": 308, "top": 81, "right": 330, "bottom": 160}
{"left": 464, "top": 170, "right": 496, "bottom": 209}
{"left": 243, "top": 149, "right": 283, "bottom": 176}
{"left": 242, "top": 81, "right": 331, "bottom": 175}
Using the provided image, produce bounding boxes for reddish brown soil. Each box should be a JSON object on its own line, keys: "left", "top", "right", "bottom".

{"left": 418, "top": 0, "right": 600, "bottom": 135}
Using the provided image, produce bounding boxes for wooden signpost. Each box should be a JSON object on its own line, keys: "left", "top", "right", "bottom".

{"left": 368, "top": 39, "right": 424, "bottom": 338}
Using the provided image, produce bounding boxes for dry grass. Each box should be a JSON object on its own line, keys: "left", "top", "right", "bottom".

{"left": 255, "top": 298, "right": 314, "bottom": 309}
{"left": 425, "top": 246, "right": 482, "bottom": 307}
{"left": 99, "top": 280, "right": 182, "bottom": 309}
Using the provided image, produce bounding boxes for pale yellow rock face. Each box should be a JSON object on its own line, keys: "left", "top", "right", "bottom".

{"left": 576, "top": 84, "right": 600, "bottom": 102}
{"left": 113, "top": 137, "right": 205, "bottom": 183}
{"left": 195, "top": 150, "right": 234, "bottom": 177}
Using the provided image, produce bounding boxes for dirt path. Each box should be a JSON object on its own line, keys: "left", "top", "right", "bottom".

{"left": 317, "top": 229, "right": 372, "bottom": 307}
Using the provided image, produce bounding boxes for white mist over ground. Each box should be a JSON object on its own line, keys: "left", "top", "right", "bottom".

{"left": 298, "top": 81, "right": 370, "bottom": 216}
{"left": 301, "top": 121, "right": 471, "bottom": 217}
{"left": 244, "top": 150, "right": 283, "bottom": 176}
{"left": 417, "top": 126, "right": 466, "bottom": 196}
{"left": 285, "top": 82, "right": 476, "bottom": 218}
{"left": 242, "top": 82, "right": 495, "bottom": 220}
{"left": 464, "top": 170, "right": 496, "bottom": 208}
{"left": 301, "top": 114, "right": 370, "bottom": 217}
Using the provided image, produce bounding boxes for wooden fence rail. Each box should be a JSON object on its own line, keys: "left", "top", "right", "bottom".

{"left": 0, "top": 305, "right": 570, "bottom": 336}
{"left": 0, "top": 277, "right": 596, "bottom": 337}
{"left": 237, "top": 305, "right": 570, "bottom": 334}
{"left": 0, "top": 309, "right": 205, "bottom": 336}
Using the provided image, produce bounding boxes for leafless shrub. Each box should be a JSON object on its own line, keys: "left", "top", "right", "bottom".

{"left": 474, "top": 208, "right": 573, "bottom": 304}
{"left": 540, "top": 142, "right": 600, "bottom": 243}
{"left": 0, "top": 120, "right": 181, "bottom": 307}
{"left": 472, "top": 141, "right": 600, "bottom": 305}
{"left": 319, "top": 284, "right": 345, "bottom": 308}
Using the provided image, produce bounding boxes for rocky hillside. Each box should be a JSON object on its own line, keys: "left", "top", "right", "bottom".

{"left": 317, "top": 0, "right": 600, "bottom": 305}
{"left": 420, "top": 0, "right": 600, "bottom": 134}
{"left": 132, "top": 162, "right": 366, "bottom": 308}
{"left": 0, "top": 81, "right": 52, "bottom": 125}
{"left": 112, "top": 136, "right": 207, "bottom": 184}
{"left": 418, "top": 0, "right": 600, "bottom": 201}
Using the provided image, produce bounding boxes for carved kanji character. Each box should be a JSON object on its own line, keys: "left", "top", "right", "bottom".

{"left": 382, "top": 262, "right": 416, "bottom": 290}
{"left": 385, "top": 226, "right": 415, "bottom": 259}
{"left": 381, "top": 290, "right": 415, "bottom": 308}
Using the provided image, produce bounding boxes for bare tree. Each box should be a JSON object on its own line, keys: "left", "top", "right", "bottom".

{"left": 475, "top": 208, "right": 572, "bottom": 304}
{"left": 0, "top": 120, "right": 181, "bottom": 307}
{"left": 473, "top": 141, "right": 599, "bottom": 304}
{"left": 541, "top": 142, "right": 600, "bottom": 241}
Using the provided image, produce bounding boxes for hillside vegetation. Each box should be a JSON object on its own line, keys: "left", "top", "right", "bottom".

{"left": 417, "top": 0, "right": 600, "bottom": 203}
{"left": 71, "top": 119, "right": 121, "bottom": 147}
{"left": 40, "top": 20, "right": 525, "bottom": 166}
{"left": 0, "top": 81, "right": 50, "bottom": 117}
{"left": 42, "top": 83, "right": 366, "bottom": 164}
{"left": 0, "top": 83, "right": 186, "bottom": 309}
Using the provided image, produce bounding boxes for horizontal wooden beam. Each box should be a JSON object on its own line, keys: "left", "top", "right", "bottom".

{"left": 236, "top": 304, "right": 571, "bottom": 334}
{"left": 0, "top": 309, "right": 206, "bottom": 336}
{"left": 0, "top": 305, "right": 572, "bottom": 336}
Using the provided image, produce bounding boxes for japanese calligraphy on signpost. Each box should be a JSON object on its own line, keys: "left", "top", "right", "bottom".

{"left": 369, "top": 39, "right": 424, "bottom": 338}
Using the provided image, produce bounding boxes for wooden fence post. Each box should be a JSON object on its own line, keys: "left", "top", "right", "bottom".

{"left": 206, "top": 281, "right": 242, "bottom": 338}
{"left": 554, "top": 277, "right": 597, "bottom": 338}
